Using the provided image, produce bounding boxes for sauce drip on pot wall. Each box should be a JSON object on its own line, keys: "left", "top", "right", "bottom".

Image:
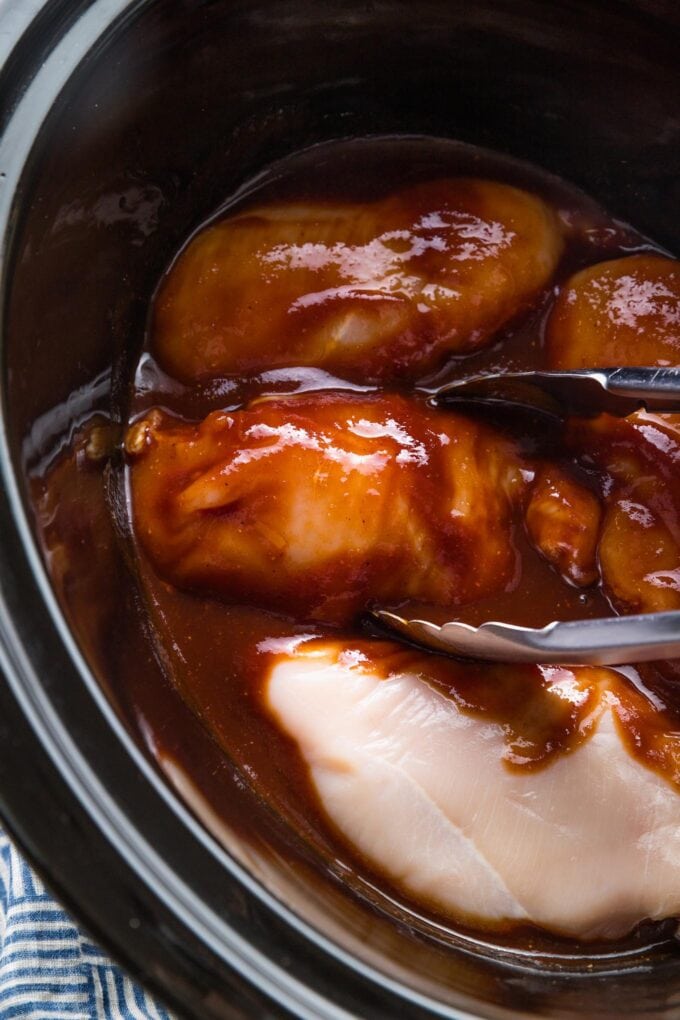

{"left": 29, "top": 138, "right": 680, "bottom": 949}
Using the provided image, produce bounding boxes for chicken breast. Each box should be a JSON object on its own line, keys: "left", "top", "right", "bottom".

{"left": 568, "top": 412, "right": 680, "bottom": 613}
{"left": 266, "top": 639, "right": 680, "bottom": 939}
{"left": 127, "top": 393, "right": 600, "bottom": 623}
{"left": 546, "top": 254, "right": 680, "bottom": 369}
{"left": 547, "top": 253, "right": 680, "bottom": 613}
{"left": 153, "top": 179, "right": 563, "bottom": 384}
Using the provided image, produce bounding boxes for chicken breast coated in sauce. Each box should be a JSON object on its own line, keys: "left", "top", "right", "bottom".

{"left": 547, "top": 254, "right": 680, "bottom": 615}
{"left": 153, "top": 179, "right": 563, "bottom": 384}
{"left": 127, "top": 392, "right": 600, "bottom": 624}
{"left": 267, "top": 639, "right": 680, "bottom": 939}
{"left": 547, "top": 254, "right": 680, "bottom": 369}
{"left": 568, "top": 413, "right": 680, "bottom": 614}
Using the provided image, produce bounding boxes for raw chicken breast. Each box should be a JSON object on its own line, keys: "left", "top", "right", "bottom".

{"left": 266, "top": 639, "right": 680, "bottom": 939}
{"left": 546, "top": 254, "right": 680, "bottom": 369}
{"left": 127, "top": 393, "right": 600, "bottom": 623}
{"left": 153, "top": 179, "right": 563, "bottom": 384}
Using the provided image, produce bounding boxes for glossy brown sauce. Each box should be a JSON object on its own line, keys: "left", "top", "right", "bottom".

{"left": 29, "top": 137, "right": 680, "bottom": 947}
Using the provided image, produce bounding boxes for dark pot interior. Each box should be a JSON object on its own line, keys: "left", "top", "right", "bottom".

{"left": 1, "top": 1, "right": 679, "bottom": 1017}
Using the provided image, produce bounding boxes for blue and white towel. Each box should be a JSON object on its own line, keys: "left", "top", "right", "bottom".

{"left": 0, "top": 828, "right": 174, "bottom": 1019}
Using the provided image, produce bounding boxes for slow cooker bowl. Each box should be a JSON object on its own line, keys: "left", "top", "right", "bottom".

{"left": 1, "top": 1, "right": 679, "bottom": 1017}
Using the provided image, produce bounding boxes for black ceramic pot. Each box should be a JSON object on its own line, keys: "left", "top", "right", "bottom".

{"left": 1, "top": 2, "right": 679, "bottom": 1017}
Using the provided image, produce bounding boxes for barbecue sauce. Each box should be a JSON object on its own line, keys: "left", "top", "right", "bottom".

{"left": 29, "top": 137, "right": 680, "bottom": 948}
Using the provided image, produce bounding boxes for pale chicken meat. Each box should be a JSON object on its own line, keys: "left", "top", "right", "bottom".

{"left": 266, "top": 638, "right": 680, "bottom": 938}
{"left": 546, "top": 254, "right": 680, "bottom": 369}
{"left": 153, "top": 179, "right": 564, "bottom": 384}
{"left": 127, "top": 393, "right": 600, "bottom": 624}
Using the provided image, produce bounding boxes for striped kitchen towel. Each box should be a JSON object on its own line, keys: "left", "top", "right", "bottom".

{"left": 0, "top": 827, "right": 174, "bottom": 1019}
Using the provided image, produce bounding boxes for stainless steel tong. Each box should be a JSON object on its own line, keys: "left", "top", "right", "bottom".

{"left": 373, "top": 609, "right": 680, "bottom": 666}
{"left": 378, "top": 366, "right": 680, "bottom": 665}
{"left": 429, "top": 366, "right": 680, "bottom": 418}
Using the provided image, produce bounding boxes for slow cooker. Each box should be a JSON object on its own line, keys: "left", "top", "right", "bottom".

{"left": 0, "top": 1, "right": 679, "bottom": 1016}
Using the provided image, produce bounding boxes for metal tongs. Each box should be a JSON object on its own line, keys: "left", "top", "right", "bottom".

{"left": 427, "top": 365, "right": 680, "bottom": 418}
{"left": 375, "top": 366, "right": 680, "bottom": 666}
{"left": 374, "top": 610, "right": 680, "bottom": 666}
